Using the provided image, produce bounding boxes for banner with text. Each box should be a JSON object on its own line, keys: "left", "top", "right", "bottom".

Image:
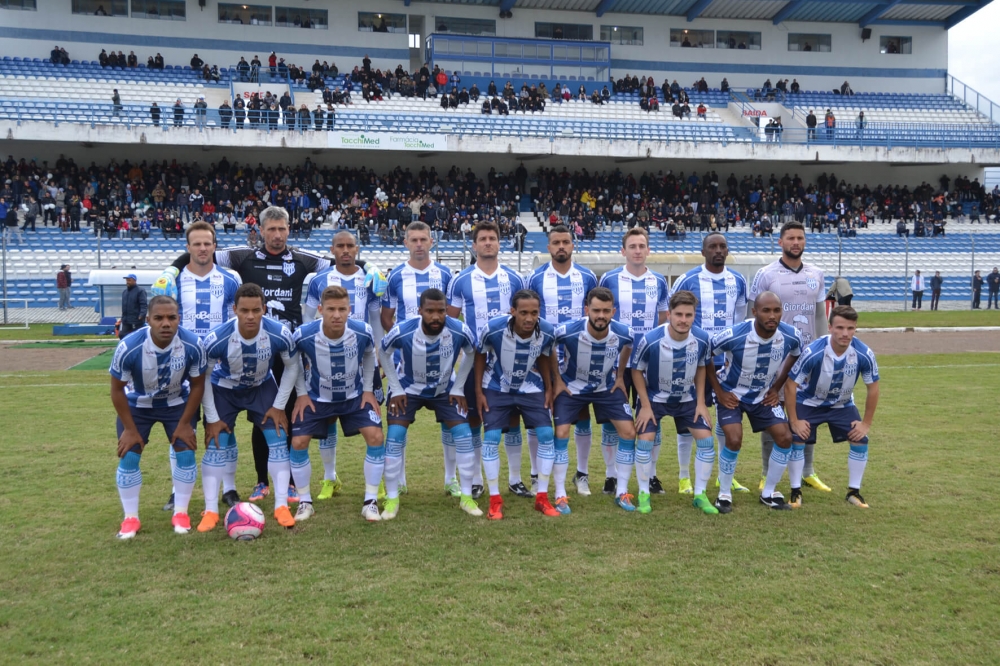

{"left": 326, "top": 131, "right": 447, "bottom": 151}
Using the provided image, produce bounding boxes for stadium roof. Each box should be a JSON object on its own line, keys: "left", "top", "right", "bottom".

{"left": 404, "top": 0, "right": 993, "bottom": 28}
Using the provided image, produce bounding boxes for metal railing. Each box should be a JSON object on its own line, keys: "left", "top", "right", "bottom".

{"left": 948, "top": 74, "right": 1000, "bottom": 125}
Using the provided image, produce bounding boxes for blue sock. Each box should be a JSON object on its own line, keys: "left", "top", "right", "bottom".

{"left": 718, "top": 446, "right": 740, "bottom": 500}
{"left": 172, "top": 448, "right": 197, "bottom": 513}
{"left": 116, "top": 451, "right": 142, "bottom": 516}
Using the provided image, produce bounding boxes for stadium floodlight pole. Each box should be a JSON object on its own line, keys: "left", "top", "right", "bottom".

{"left": 903, "top": 234, "right": 910, "bottom": 312}
{"left": 837, "top": 234, "right": 843, "bottom": 276}
{"left": 2, "top": 229, "right": 7, "bottom": 325}
{"left": 970, "top": 231, "right": 976, "bottom": 310}
{"left": 96, "top": 228, "right": 103, "bottom": 269}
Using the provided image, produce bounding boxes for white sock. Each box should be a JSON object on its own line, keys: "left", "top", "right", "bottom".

{"left": 504, "top": 429, "right": 522, "bottom": 485}
{"left": 168, "top": 446, "right": 177, "bottom": 495}
{"left": 441, "top": 425, "right": 456, "bottom": 484}
{"left": 601, "top": 424, "right": 617, "bottom": 478}
{"left": 472, "top": 440, "right": 483, "bottom": 486}
{"left": 222, "top": 438, "right": 238, "bottom": 494}
{"left": 267, "top": 442, "right": 291, "bottom": 509}
{"left": 788, "top": 444, "right": 805, "bottom": 489}
{"left": 848, "top": 443, "right": 868, "bottom": 490}
{"left": 650, "top": 427, "right": 661, "bottom": 479}
{"left": 483, "top": 431, "right": 502, "bottom": 496}
{"left": 615, "top": 438, "right": 635, "bottom": 495}
{"left": 201, "top": 445, "right": 226, "bottom": 514}
{"left": 535, "top": 437, "right": 554, "bottom": 494}
{"left": 762, "top": 445, "right": 790, "bottom": 498}
{"left": 319, "top": 426, "right": 338, "bottom": 481}
{"left": 399, "top": 433, "right": 407, "bottom": 487}
{"left": 172, "top": 449, "right": 197, "bottom": 515}
{"left": 384, "top": 425, "right": 406, "bottom": 500}
{"left": 693, "top": 437, "right": 715, "bottom": 496}
{"left": 363, "top": 443, "right": 385, "bottom": 502}
{"left": 718, "top": 446, "right": 740, "bottom": 502}
{"left": 574, "top": 422, "right": 591, "bottom": 475}
{"left": 635, "top": 438, "right": 653, "bottom": 494}
{"left": 527, "top": 429, "right": 538, "bottom": 476}
{"left": 116, "top": 451, "right": 142, "bottom": 517}
{"left": 677, "top": 433, "right": 693, "bottom": 480}
{"left": 453, "top": 426, "right": 475, "bottom": 497}
{"left": 553, "top": 439, "right": 569, "bottom": 498}
{"left": 290, "top": 448, "right": 313, "bottom": 503}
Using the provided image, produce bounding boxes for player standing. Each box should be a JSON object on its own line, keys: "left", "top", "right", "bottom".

{"left": 748, "top": 221, "right": 829, "bottom": 493}
{"left": 199, "top": 284, "right": 299, "bottom": 530}
{"left": 527, "top": 225, "right": 598, "bottom": 495}
{"left": 598, "top": 227, "right": 669, "bottom": 495}
{"left": 292, "top": 286, "right": 384, "bottom": 522}
{"left": 303, "top": 230, "right": 385, "bottom": 501}
{"left": 630, "top": 290, "right": 716, "bottom": 515}
{"left": 475, "top": 290, "right": 558, "bottom": 520}
{"left": 110, "top": 296, "right": 206, "bottom": 539}
{"left": 380, "top": 289, "right": 480, "bottom": 519}
{"left": 381, "top": 221, "right": 457, "bottom": 496}
{"left": 784, "top": 306, "right": 880, "bottom": 509}
{"left": 707, "top": 292, "right": 802, "bottom": 513}
{"left": 549, "top": 287, "right": 635, "bottom": 514}
{"left": 447, "top": 221, "right": 530, "bottom": 498}
{"left": 670, "top": 232, "right": 750, "bottom": 495}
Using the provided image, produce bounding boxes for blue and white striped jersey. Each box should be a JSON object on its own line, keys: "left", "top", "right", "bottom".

{"left": 478, "top": 315, "right": 555, "bottom": 394}
{"left": 294, "top": 319, "right": 376, "bottom": 402}
{"left": 382, "top": 261, "right": 454, "bottom": 324}
{"left": 381, "top": 316, "right": 475, "bottom": 397}
{"left": 598, "top": 267, "right": 669, "bottom": 341}
{"left": 109, "top": 326, "right": 206, "bottom": 409}
{"left": 711, "top": 320, "right": 802, "bottom": 404}
{"left": 447, "top": 263, "right": 524, "bottom": 343}
{"left": 671, "top": 266, "right": 748, "bottom": 365}
{"left": 790, "top": 336, "right": 879, "bottom": 408}
{"left": 305, "top": 266, "right": 378, "bottom": 323}
{"left": 202, "top": 317, "right": 296, "bottom": 390}
{"left": 629, "top": 325, "right": 712, "bottom": 404}
{"left": 553, "top": 318, "right": 633, "bottom": 394}
{"left": 176, "top": 266, "right": 241, "bottom": 338}
{"left": 527, "top": 261, "right": 598, "bottom": 326}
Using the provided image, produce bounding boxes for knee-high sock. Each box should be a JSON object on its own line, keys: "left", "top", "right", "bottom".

{"left": 527, "top": 429, "right": 538, "bottom": 476}
{"left": 251, "top": 425, "right": 270, "bottom": 485}
{"left": 677, "top": 433, "right": 694, "bottom": 480}
{"left": 472, "top": 434, "right": 483, "bottom": 487}
{"left": 223, "top": 436, "right": 238, "bottom": 494}
{"left": 482, "top": 429, "right": 503, "bottom": 496}
{"left": 265, "top": 429, "right": 291, "bottom": 509}
{"left": 553, "top": 437, "right": 570, "bottom": 498}
{"left": 601, "top": 423, "right": 617, "bottom": 478}
{"left": 504, "top": 429, "right": 522, "bottom": 485}
{"left": 452, "top": 423, "right": 475, "bottom": 497}
{"left": 534, "top": 426, "right": 555, "bottom": 494}
{"left": 116, "top": 450, "right": 142, "bottom": 517}
{"left": 399, "top": 432, "right": 407, "bottom": 487}
{"left": 635, "top": 438, "right": 653, "bottom": 494}
{"left": 574, "top": 419, "right": 591, "bottom": 475}
{"left": 694, "top": 437, "right": 715, "bottom": 496}
{"left": 762, "top": 443, "right": 790, "bottom": 498}
{"left": 441, "top": 423, "right": 456, "bottom": 485}
{"left": 714, "top": 422, "right": 727, "bottom": 484}
{"left": 364, "top": 440, "right": 386, "bottom": 503}
{"left": 201, "top": 432, "right": 229, "bottom": 514}
{"left": 384, "top": 424, "right": 407, "bottom": 500}
{"left": 718, "top": 446, "right": 740, "bottom": 501}
{"left": 788, "top": 443, "right": 805, "bottom": 489}
{"left": 650, "top": 426, "right": 661, "bottom": 478}
{"left": 289, "top": 448, "right": 313, "bottom": 503}
{"left": 761, "top": 431, "right": 775, "bottom": 475}
{"left": 172, "top": 448, "right": 197, "bottom": 514}
{"left": 319, "top": 424, "right": 338, "bottom": 481}
{"left": 848, "top": 443, "right": 868, "bottom": 490}
{"left": 803, "top": 442, "right": 816, "bottom": 477}
{"left": 616, "top": 437, "right": 635, "bottom": 495}
{"left": 168, "top": 446, "right": 177, "bottom": 495}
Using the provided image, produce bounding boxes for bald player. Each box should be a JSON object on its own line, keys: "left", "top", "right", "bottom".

{"left": 748, "top": 221, "right": 829, "bottom": 494}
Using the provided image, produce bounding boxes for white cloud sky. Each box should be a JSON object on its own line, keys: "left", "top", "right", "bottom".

{"left": 948, "top": 2, "right": 1000, "bottom": 108}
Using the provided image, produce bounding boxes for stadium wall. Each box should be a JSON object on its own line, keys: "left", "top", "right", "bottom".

{"left": 0, "top": 0, "right": 948, "bottom": 94}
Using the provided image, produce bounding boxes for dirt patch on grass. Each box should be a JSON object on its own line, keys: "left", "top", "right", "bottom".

{"left": 860, "top": 330, "right": 1000, "bottom": 355}
{"left": 0, "top": 344, "right": 110, "bottom": 371}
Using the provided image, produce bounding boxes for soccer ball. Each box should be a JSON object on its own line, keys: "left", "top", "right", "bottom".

{"left": 225, "top": 502, "right": 265, "bottom": 541}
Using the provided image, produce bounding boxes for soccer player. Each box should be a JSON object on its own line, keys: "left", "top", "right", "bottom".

{"left": 292, "top": 285, "right": 384, "bottom": 522}
{"left": 304, "top": 230, "right": 385, "bottom": 501}
{"left": 630, "top": 290, "right": 716, "bottom": 515}
{"left": 162, "top": 221, "right": 241, "bottom": 514}
{"left": 784, "top": 306, "right": 880, "bottom": 509}
{"left": 447, "top": 221, "right": 529, "bottom": 498}
{"left": 748, "top": 220, "right": 829, "bottom": 493}
{"left": 670, "top": 232, "right": 750, "bottom": 496}
{"left": 110, "top": 295, "right": 206, "bottom": 539}
{"left": 475, "top": 289, "right": 558, "bottom": 520}
{"left": 380, "top": 288, "right": 479, "bottom": 519}
{"left": 527, "top": 225, "right": 598, "bottom": 495}
{"left": 598, "top": 227, "right": 669, "bottom": 496}
{"left": 381, "top": 221, "right": 456, "bottom": 496}
{"left": 199, "top": 283, "right": 299, "bottom": 530}
{"left": 550, "top": 287, "right": 634, "bottom": 515}
{"left": 707, "top": 291, "right": 802, "bottom": 513}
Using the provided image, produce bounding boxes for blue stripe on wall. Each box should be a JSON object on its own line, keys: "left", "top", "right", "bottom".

{"left": 0, "top": 26, "right": 410, "bottom": 60}
{"left": 611, "top": 58, "right": 946, "bottom": 79}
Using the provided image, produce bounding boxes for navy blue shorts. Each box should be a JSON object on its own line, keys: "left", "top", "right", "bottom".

{"left": 636, "top": 399, "right": 711, "bottom": 436}
{"left": 463, "top": 372, "right": 480, "bottom": 420}
{"left": 212, "top": 378, "right": 279, "bottom": 430}
{"left": 792, "top": 403, "right": 867, "bottom": 444}
{"left": 388, "top": 391, "right": 468, "bottom": 425}
{"left": 117, "top": 403, "right": 199, "bottom": 448}
{"left": 554, "top": 389, "right": 632, "bottom": 426}
{"left": 482, "top": 389, "right": 552, "bottom": 433}
{"left": 292, "top": 395, "right": 383, "bottom": 439}
{"left": 371, "top": 370, "right": 385, "bottom": 405}
{"left": 718, "top": 400, "right": 788, "bottom": 433}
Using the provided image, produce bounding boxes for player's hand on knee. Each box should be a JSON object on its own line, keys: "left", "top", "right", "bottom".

{"left": 388, "top": 394, "right": 407, "bottom": 417}
{"left": 449, "top": 394, "right": 467, "bottom": 415}
{"left": 292, "top": 395, "right": 315, "bottom": 423}
{"left": 263, "top": 408, "right": 288, "bottom": 438}
{"left": 847, "top": 420, "right": 869, "bottom": 442}
{"left": 791, "top": 418, "right": 811, "bottom": 442}
{"left": 204, "top": 420, "right": 230, "bottom": 448}
{"left": 695, "top": 405, "right": 713, "bottom": 430}
{"left": 635, "top": 405, "right": 655, "bottom": 434}
{"left": 117, "top": 429, "right": 145, "bottom": 458}
{"left": 361, "top": 391, "right": 379, "bottom": 412}
{"left": 171, "top": 421, "right": 198, "bottom": 451}
{"left": 762, "top": 387, "right": 780, "bottom": 407}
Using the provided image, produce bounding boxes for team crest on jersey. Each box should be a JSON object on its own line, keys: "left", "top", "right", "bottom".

{"left": 499, "top": 279, "right": 511, "bottom": 296}
{"left": 844, "top": 361, "right": 858, "bottom": 375}
{"left": 210, "top": 281, "right": 225, "bottom": 298}
{"left": 686, "top": 346, "right": 699, "bottom": 367}
{"left": 770, "top": 345, "right": 784, "bottom": 362}
{"left": 344, "top": 342, "right": 358, "bottom": 358}
{"left": 645, "top": 281, "right": 658, "bottom": 300}
{"left": 256, "top": 346, "right": 272, "bottom": 361}
{"left": 571, "top": 280, "right": 585, "bottom": 296}
{"left": 429, "top": 275, "right": 443, "bottom": 290}
{"left": 725, "top": 281, "right": 738, "bottom": 298}
{"left": 169, "top": 353, "right": 185, "bottom": 372}
{"left": 529, "top": 343, "right": 542, "bottom": 356}
{"left": 282, "top": 262, "right": 296, "bottom": 276}
{"left": 605, "top": 343, "right": 619, "bottom": 360}
{"left": 806, "top": 277, "right": 818, "bottom": 291}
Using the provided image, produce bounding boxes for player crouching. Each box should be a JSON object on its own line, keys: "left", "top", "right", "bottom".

{"left": 784, "top": 306, "right": 880, "bottom": 509}
{"left": 291, "top": 286, "right": 385, "bottom": 522}
{"left": 110, "top": 295, "right": 207, "bottom": 539}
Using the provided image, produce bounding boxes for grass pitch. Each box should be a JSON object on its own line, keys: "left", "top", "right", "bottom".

{"left": 1, "top": 353, "right": 999, "bottom": 664}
